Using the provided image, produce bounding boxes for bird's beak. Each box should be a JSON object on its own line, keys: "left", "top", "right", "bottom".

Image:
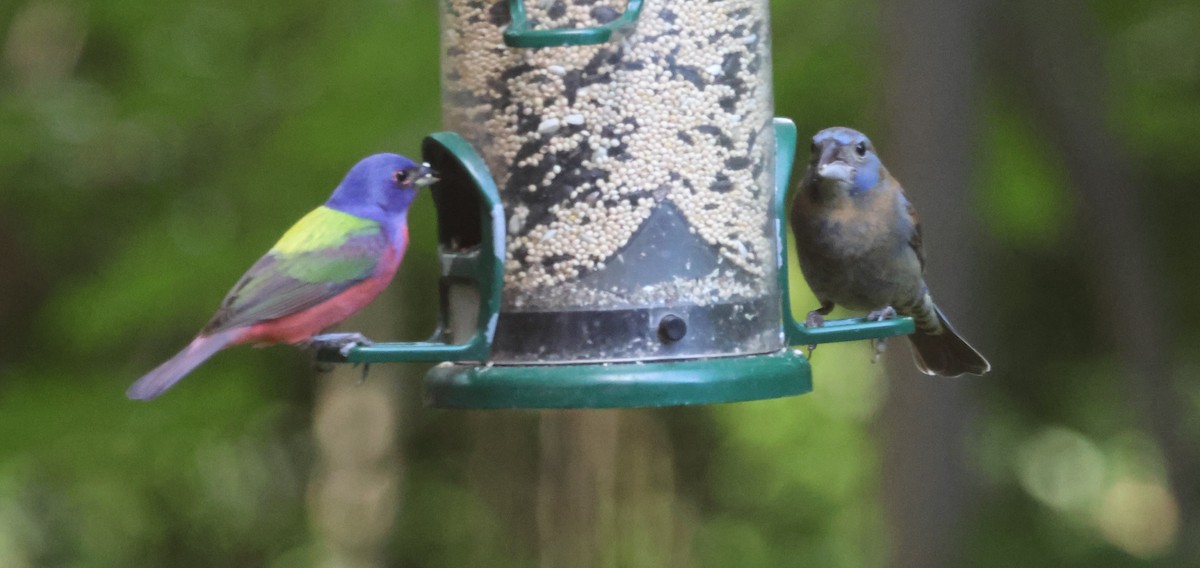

{"left": 814, "top": 143, "right": 854, "bottom": 182}
{"left": 816, "top": 142, "right": 841, "bottom": 167}
{"left": 413, "top": 163, "right": 439, "bottom": 188}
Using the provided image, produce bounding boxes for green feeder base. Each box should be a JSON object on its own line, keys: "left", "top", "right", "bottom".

{"left": 423, "top": 349, "right": 811, "bottom": 409}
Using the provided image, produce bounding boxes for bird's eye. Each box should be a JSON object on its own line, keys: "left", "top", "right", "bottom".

{"left": 855, "top": 142, "right": 867, "bottom": 156}
{"left": 393, "top": 169, "right": 410, "bottom": 185}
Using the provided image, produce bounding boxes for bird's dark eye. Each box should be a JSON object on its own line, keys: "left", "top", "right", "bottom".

{"left": 855, "top": 142, "right": 867, "bottom": 156}
{"left": 393, "top": 169, "right": 410, "bottom": 185}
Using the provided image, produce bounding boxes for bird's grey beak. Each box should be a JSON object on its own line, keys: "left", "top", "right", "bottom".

{"left": 814, "top": 143, "right": 854, "bottom": 182}
{"left": 815, "top": 142, "right": 842, "bottom": 167}
{"left": 413, "top": 163, "right": 439, "bottom": 188}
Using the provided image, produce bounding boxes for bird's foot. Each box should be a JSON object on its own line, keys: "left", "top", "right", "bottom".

{"left": 312, "top": 360, "right": 336, "bottom": 374}
{"left": 307, "top": 332, "right": 374, "bottom": 358}
{"left": 867, "top": 306, "right": 897, "bottom": 322}
{"left": 864, "top": 307, "right": 896, "bottom": 363}
{"left": 804, "top": 311, "right": 827, "bottom": 358}
{"left": 871, "top": 337, "right": 888, "bottom": 364}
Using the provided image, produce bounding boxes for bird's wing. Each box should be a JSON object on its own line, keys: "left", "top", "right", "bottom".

{"left": 894, "top": 181, "right": 926, "bottom": 272}
{"left": 202, "top": 206, "right": 387, "bottom": 334}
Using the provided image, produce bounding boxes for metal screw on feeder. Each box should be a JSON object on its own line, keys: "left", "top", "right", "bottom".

{"left": 318, "top": 0, "right": 913, "bottom": 408}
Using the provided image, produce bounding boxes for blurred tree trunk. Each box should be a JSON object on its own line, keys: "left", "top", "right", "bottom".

{"left": 308, "top": 293, "right": 406, "bottom": 568}
{"left": 0, "top": 218, "right": 44, "bottom": 369}
{"left": 536, "top": 409, "right": 692, "bottom": 568}
{"left": 468, "top": 410, "right": 541, "bottom": 564}
{"left": 608, "top": 411, "right": 695, "bottom": 568}
{"left": 537, "top": 410, "right": 620, "bottom": 568}
{"left": 878, "top": 0, "right": 983, "bottom": 566}
{"left": 995, "top": 0, "right": 1196, "bottom": 559}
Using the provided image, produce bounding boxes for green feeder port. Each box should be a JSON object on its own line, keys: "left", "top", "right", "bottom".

{"left": 318, "top": 132, "right": 504, "bottom": 365}
{"left": 317, "top": 0, "right": 913, "bottom": 408}
{"left": 503, "top": 0, "right": 645, "bottom": 48}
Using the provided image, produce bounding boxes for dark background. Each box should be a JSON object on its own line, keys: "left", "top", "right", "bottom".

{"left": 2, "top": 0, "right": 1198, "bottom": 566}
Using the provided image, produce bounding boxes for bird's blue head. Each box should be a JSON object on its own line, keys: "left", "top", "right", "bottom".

{"left": 325, "top": 153, "right": 437, "bottom": 223}
{"left": 804, "top": 127, "right": 885, "bottom": 200}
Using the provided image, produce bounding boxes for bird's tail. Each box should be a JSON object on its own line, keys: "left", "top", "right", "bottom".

{"left": 127, "top": 329, "right": 240, "bottom": 400}
{"left": 905, "top": 296, "right": 990, "bottom": 377}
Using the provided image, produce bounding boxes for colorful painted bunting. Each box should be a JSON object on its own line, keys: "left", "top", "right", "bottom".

{"left": 789, "top": 127, "right": 990, "bottom": 376}
{"left": 127, "top": 154, "right": 436, "bottom": 400}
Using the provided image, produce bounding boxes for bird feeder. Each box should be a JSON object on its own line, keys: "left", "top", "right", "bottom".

{"left": 318, "top": 0, "right": 912, "bottom": 408}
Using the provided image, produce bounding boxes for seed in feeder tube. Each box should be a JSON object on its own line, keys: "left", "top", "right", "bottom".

{"left": 441, "top": 0, "right": 778, "bottom": 310}
{"left": 591, "top": 6, "right": 619, "bottom": 23}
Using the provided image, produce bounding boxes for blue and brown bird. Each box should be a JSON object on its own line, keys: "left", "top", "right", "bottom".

{"left": 127, "top": 154, "right": 437, "bottom": 400}
{"left": 789, "top": 127, "right": 990, "bottom": 376}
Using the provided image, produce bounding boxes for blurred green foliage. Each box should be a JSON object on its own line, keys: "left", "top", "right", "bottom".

{"left": 2, "top": 0, "right": 1199, "bottom": 566}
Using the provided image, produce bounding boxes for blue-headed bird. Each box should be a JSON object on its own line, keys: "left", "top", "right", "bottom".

{"left": 127, "top": 154, "right": 436, "bottom": 400}
{"left": 789, "top": 127, "right": 990, "bottom": 376}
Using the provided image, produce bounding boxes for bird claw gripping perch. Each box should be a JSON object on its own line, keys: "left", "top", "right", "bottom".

{"left": 307, "top": 333, "right": 376, "bottom": 383}
{"left": 308, "top": 333, "right": 375, "bottom": 358}
{"left": 866, "top": 306, "right": 898, "bottom": 322}
{"left": 866, "top": 306, "right": 897, "bottom": 363}
{"left": 803, "top": 310, "right": 826, "bottom": 358}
